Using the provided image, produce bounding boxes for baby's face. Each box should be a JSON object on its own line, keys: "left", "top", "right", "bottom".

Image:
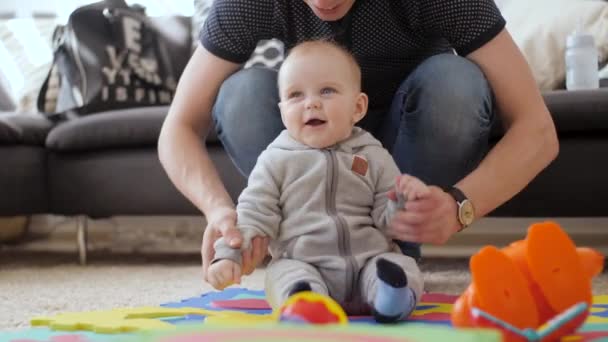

{"left": 278, "top": 47, "right": 367, "bottom": 149}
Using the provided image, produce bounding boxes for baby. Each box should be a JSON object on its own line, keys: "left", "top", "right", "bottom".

{"left": 208, "top": 39, "right": 429, "bottom": 323}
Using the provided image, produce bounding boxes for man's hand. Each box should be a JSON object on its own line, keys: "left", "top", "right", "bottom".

{"left": 201, "top": 207, "right": 269, "bottom": 282}
{"left": 389, "top": 174, "right": 431, "bottom": 202}
{"left": 207, "top": 259, "right": 242, "bottom": 290}
{"left": 387, "top": 176, "right": 460, "bottom": 245}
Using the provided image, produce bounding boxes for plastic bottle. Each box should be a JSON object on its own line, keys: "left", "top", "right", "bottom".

{"left": 565, "top": 23, "right": 599, "bottom": 90}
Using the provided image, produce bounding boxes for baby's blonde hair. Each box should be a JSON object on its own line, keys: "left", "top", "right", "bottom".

{"left": 278, "top": 39, "right": 362, "bottom": 91}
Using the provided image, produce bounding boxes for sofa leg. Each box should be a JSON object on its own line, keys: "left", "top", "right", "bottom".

{"left": 77, "top": 216, "right": 88, "bottom": 265}
{"left": 0, "top": 216, "right": 29, "bottom": 243}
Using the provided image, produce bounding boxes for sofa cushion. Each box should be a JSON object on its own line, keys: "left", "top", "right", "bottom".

{"left": 46, "top": 106, "right": 219, "bottom": 151}
{"left": 46, "top": 106, "right": 166, "bottom": 151}
{"left": 0, "top": 146, "right": 48, "bottom": 214}
{"left": 0, "top": 112, "right": 54, "bottom": 145}
{"left": 48, "top": 146, "right": 245, "bottom": 217}
{"left": 491, "top": 88, "right": 608, "bottom": 139}
{"left": 543, "top": 89, "right": 608, "bottom": 134}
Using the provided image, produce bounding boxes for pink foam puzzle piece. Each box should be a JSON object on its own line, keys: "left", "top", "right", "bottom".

{"left": 211, "top": 299, "right": 270, "bottom": 310}
{"left": 211, "top": 294, "right": 459, "bottom": 310}
{"left": 420, "top": 293, "right": 459, "bottom": 303}
{"left": 11, "top": 334, "right": 90, "bottom": 342}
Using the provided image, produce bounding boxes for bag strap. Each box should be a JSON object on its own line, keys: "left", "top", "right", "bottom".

{"left": 37, "top": 24, "right": 67, "bottom": 116}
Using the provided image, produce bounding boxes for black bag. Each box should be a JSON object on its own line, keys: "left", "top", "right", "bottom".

{"left": 37, "top": 0, "right": 178, "bottom": 120}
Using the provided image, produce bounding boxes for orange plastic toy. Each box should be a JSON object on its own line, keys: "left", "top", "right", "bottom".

{"left": 451, "top": 221, "right": 604, "bottom": 341}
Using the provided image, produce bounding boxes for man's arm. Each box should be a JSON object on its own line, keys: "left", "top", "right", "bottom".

{"left": 213, "top": 153, "right": 282, "bottom": 264}
{"left": 462, "top": 28, "right": 559, "bottom": 217}
{"left": 159, "top": 45, "right": 270, "bottom": 279}
{"left": 158, "top": 45, "right": 240, "bottom": 219}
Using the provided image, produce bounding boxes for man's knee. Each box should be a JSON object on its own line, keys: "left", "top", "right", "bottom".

{"left": 400, "top": 54, "right": 495, "bottom": 141}
{"left": 388, "top": 54, "right": 496, "bottom": 185}
{"left": 212, "top": 67, "right": 282, "bottom": 175}
{"left": 405, "top": 54, "right": 492, "bottom": 112}
{"left": 214, "top": 67, "right": 279, "bottom": 125}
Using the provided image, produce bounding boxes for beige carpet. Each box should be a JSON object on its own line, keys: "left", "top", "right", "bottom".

{"left": 1, "top": 252, "right": 606, "bottom": 332}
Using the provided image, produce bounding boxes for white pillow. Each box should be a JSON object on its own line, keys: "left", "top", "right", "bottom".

{"left": 0, "top": 18, "right": 56, "bottom": 113}
{"left": 498, "top": 0, "right": 608, "bottom": 90}
{"left": 0, "top": 71, "right": 16, "bottom": 111}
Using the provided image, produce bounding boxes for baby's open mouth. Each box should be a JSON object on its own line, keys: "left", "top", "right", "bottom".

{"left": 305, "top": 119, "right": 326, "bottom": 126}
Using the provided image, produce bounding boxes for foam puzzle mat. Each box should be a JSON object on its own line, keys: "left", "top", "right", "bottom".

{"left": 2, "top": 288, "right": 607, "bottom": 341}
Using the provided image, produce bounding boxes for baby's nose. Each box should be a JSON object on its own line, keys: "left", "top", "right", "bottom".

{"left": 305, "top": 96, "right": 321, "bottom": 109}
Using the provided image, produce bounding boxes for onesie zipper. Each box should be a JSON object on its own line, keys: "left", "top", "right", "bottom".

{"left": 324, "top": 149, "right": 358, "bottom": 302}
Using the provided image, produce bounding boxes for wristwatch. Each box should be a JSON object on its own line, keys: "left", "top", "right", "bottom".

{"left": 445, "top": 186, "right": 475, "bottom": 232}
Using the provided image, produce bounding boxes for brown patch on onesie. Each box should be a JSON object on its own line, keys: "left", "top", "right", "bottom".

{"left": 352, "top": 155, "right": 368, "bottom": 177}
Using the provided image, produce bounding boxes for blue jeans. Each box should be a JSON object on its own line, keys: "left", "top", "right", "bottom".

{"left": 212, "top": 54, "right": 495, "bottom": 260}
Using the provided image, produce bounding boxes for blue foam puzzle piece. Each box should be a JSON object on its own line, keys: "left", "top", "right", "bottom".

{"left": 161, "top": 288, "right": 270, "bottom": 324}
{"left": 594, "top": 305, "right": 608, "bottom": 318}
{"left": 161, "top": 315, "right": 205, "bottom": 325}
{"left": 162, "top": 288, "right": 265, "bottom": 309}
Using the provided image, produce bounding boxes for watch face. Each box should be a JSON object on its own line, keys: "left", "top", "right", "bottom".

{"left": 459, "top": 200, "right": 475, "bottom": 226}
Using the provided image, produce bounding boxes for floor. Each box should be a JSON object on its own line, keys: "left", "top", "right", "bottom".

{"left": 0, "top": 251, "right": 478, "bottom": 331}
{"left": 1, "top": 250, "right": 606, "bottom": 331}
{"left": 1, "top": 215, "right": 606, "bottom": 331}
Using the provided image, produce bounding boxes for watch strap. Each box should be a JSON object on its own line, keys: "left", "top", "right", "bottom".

{"left": 444, "top": 186, "right": 469, "bottom": 232}
{"left": 446, "top": 186, "right": 467, "bottom": 204}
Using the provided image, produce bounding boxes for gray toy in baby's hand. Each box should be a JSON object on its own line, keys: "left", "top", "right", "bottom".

{"left": 395, "top": 191, "right": 406, "bottom": 209}
{"left": 387, "top": 189, "right": 406, "bottom": 219}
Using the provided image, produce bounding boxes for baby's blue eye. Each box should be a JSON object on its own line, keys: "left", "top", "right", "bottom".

{"left": 321, "top": 87, "right": 336, "bottom": 95}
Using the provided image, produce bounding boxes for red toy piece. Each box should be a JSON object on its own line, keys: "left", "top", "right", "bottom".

{"left": 274, "top": 291, "right": 348, "bottom": 325}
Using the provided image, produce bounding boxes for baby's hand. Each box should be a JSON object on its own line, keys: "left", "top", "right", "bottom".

{"left": 397, "top": 174, "right": 430, "bottom": 201}
{"left": 207, "top": 259, "right": 242, "bottom": 290}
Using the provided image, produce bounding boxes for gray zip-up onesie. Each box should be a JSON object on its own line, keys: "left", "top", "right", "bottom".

{"left": 214, "top": 127, "right": 423, "bottom": 314}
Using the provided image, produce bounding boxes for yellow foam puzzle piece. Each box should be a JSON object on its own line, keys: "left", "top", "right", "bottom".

{"left": 412, "top": 303, "right": 453, "bottom": 316}
{"left": 204, "top": 311, "right": 275, "bottom": 325}
{"left": 31, "top": 306, "right": 222, "bottom": 333}
{"left": 593, "top": 295, "right": 608, "bottom": 305}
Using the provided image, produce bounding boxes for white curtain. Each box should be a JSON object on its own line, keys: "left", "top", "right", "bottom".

{"left": 0, "top": 0, "right": 193, "bottom": 20}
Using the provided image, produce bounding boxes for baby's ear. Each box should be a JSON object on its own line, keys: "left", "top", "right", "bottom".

{"left": 352, "top": 92, "right": 369, "bottom": 124}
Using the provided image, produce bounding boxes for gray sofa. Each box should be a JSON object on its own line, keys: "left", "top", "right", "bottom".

{"left": 3, "top": 89, "right": 608, "bottom": 216}
{"left": 1, "top": 16, "right": 608, "bottom": 261}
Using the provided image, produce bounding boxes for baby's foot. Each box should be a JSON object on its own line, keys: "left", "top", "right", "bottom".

{"left": 372, "top": 258, "right": 416, "bottom": 323}
{"left": 288, "top": 280, "right": 312, "bottom": 297}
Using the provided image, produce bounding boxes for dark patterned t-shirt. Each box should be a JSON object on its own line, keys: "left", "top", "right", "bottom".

{"left": 200, "top": 0, "right": 505, "bottom": 109}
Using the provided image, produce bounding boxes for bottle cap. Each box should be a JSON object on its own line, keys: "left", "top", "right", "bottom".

{"left": 567, "top": 32, "right": 595, "bottom": 49}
